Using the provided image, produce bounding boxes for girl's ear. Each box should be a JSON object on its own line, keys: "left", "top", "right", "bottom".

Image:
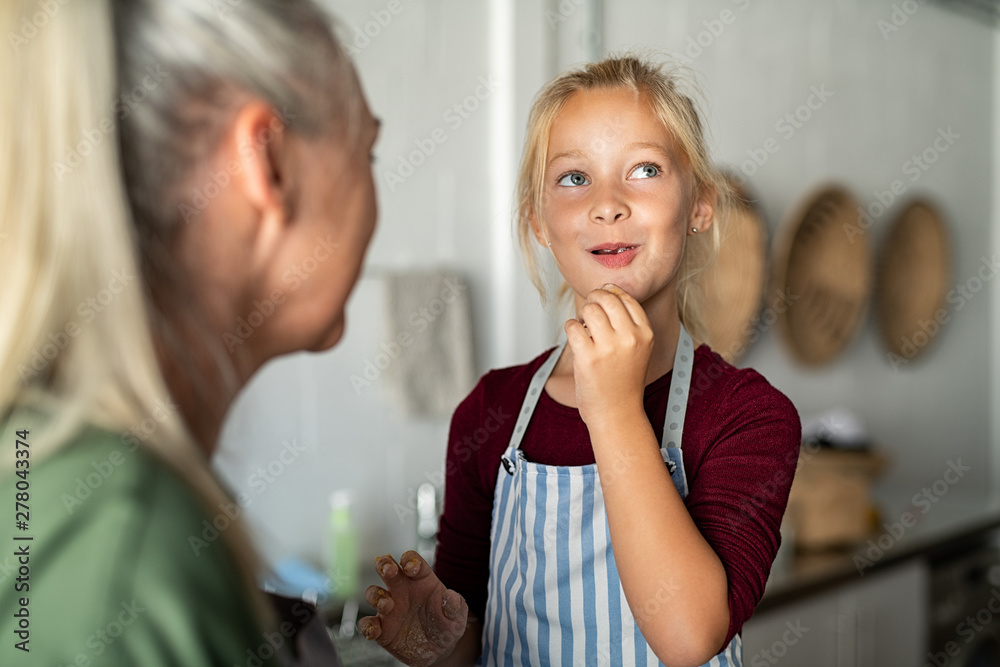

{"left": 529, "top": 207, "right": 550, "bottom": 247}
{"left": 688, "top": 182, "right": 717, "bottom": 235}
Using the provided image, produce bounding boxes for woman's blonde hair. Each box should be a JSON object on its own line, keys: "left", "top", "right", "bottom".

{"left": 515, "top": 54, "right": 732, "bottom": 344}
{"left": 0, "top": 0, "right": 359, "bottom": 624}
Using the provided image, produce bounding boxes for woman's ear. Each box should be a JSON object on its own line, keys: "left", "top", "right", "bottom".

{"left": 229, "top": 102, "right": 295, "bottom": 262}
{"left": 688, "top": 182, "right": 717, "bottom": 235}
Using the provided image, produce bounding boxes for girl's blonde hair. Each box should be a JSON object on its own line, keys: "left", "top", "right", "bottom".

{"left": 515, "top": 55, "right": 732, "bottom": 345}
{"left": 0, "top": 0, "right": 359, "bottom": 624}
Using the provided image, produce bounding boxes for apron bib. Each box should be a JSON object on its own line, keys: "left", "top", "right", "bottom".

{"left": 479, "top": 325, "right": 743, "bottom": 666}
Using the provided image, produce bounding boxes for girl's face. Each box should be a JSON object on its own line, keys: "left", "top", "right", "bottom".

{"left": 535, "top": 87, "right": 711, "bottom": 311}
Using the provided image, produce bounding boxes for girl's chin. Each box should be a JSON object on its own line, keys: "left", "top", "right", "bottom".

{"left": 595, "top": 280, "right": 639, "bottom": 298}
{"left": 570, "top": 281, "right": 640, "bottom": 302}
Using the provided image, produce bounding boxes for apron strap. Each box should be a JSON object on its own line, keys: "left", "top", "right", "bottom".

{"left": 662, "top": 324, "right": 694, "bottom": 449}
{"left": 507, "top": 341, "right": 566, "bottom": 455}
{"left": 504, "top": 323, "right": 694, "bottom": 470}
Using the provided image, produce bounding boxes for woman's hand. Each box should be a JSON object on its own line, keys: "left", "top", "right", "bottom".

{"left": 565, "top": 284, "right": 654, "bottom": 430}
{"left": 357, "top": 551, "right": 469, "bottom": 667}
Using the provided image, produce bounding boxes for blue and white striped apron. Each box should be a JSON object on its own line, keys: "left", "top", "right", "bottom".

{"left": 480, "top": 324, "right": 742, "bottom": 666}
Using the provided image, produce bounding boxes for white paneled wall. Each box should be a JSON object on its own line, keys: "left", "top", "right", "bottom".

{"left": 213, "top": 0, "right": 997, "bottom": 587}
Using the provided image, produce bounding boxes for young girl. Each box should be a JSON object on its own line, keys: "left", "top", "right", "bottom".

{"left": 360, "top": 56, "right": 800, "bottom": 667}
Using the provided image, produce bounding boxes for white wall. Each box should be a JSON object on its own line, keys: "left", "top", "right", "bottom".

{"left": 213, "top": 0, "right": 997, "bottom": 585}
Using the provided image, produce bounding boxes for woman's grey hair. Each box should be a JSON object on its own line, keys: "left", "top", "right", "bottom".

{"left": 112, "top": 0, "right": 362, "bottom": 401}
{"left": 114, "top": 0, "right": 359, "bottom": 225}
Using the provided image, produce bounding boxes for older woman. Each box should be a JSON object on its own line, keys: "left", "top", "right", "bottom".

{"left": 0, "top": 1, "right": 445, "bottom": 664}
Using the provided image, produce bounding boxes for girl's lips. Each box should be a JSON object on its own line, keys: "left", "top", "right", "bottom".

{"left": 588, "top": 245, "right": 639, "bottom": 269}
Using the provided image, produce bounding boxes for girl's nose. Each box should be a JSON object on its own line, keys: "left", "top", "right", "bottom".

{"left": 589, "top": 186, "right": 630, "bottom": 224}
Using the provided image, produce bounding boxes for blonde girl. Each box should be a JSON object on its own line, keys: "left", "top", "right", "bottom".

{"left": 361, "top": 56, "right": 800, "bottom": 667}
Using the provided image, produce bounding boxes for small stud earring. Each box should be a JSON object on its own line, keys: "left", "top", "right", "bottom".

{"left": 691, "top": 227, "right": 698, "bottom": 234}
{"left": 546, "top": 240, "right": 552, "bottom": 247}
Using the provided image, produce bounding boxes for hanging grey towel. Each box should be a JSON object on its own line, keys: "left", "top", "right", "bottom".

{"left": 381, "top": 271, "right": 475, "bottom": 418}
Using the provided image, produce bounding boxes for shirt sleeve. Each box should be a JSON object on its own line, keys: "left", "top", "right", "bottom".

{"left": 433, "top": 374, "right": 498, "bottom": 621}
{"left": 684, "top": 370, "right": 802, "bottom": 648}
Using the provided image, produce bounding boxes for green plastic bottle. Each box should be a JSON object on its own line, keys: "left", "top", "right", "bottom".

{"left": 327, "top": 490, "right": 359, "bottom": 601}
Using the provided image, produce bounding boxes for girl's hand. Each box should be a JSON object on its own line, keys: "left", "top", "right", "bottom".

{"left": 565, "top": 284, "right": 654, "bottom": 430}
{"left": 357, "top": 551, "right": 469, "bottom": 667}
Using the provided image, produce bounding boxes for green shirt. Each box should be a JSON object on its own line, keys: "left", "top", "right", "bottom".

{"left": 0, "top": 407, "right": 278, "bottom": 666}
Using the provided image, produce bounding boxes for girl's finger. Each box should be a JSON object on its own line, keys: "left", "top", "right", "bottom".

{"left": 605, "top": 286, "right": 651, "bottom": 330}
{"left": 589, "top": 287, "right": 635, "bottom": 331}
{"left": 578, "top": 300, "right": 614, "bottom": 340}
{"left": 564, "top": 318, "right": 593, "bottom": 351}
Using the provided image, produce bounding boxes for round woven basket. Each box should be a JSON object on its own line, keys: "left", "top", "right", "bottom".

{"left": 698, "top": 178, "right": 767, "bottom": 363}
{"left": 876, "top": 200, "right": 951, "bottom": 361}
{"left": 772, "top": 185, "right": 871, "bottom": 366}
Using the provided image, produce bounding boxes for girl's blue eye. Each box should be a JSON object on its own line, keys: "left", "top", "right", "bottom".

{"left": 631, "top": 163, "right": 660, "bottom": 179}
{"left": 557, "top": 172, "right": 588, "bottom": 187}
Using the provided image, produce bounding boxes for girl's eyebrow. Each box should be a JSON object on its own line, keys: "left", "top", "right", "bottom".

{"left": 547, "top": 148, "right": 587, "bottom": 166}
{"left": 547, "top": 141, "right": 672, "bottom": 168}
{"left": 624, "top": 141, "right": 672, "bottom": 156}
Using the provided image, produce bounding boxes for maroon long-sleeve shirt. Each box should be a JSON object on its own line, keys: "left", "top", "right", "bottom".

{"left": 434, "top": 343, "right": 801, "bottom": 647}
